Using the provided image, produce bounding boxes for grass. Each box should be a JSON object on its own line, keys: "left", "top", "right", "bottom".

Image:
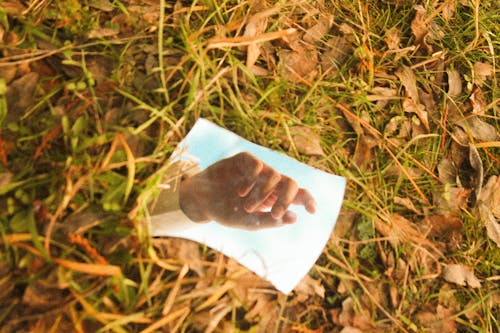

{"left": 0, "top": 0, "right": 499, "bottom": 332}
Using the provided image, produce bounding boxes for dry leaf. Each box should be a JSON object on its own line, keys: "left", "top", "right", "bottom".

{"left": 89, "top": 0, "right": 114, "bottom": 11}
{"left": 320, "top": 35, "right": 352, "bottom": 73}
{"left": 340, "top": 327, "right": 364, "bottom": 333}
{"left": 473, "top": 62, "right": 493, "bottom": 87}
{"left": 0, "top": 64, "right": 17, "bottom": 84}
{"left": 0, "top": 172, "right": 12, "bottom": 188}
{"left": 437, "top": 158, "right": 457, "bottom": 184}
{"left": 469, "top": 87, "right": 487, "bottom": 115}
{"left": 447, "top": 69, "right": 462, "bottom": 99}
{"left": 243, "top": 8, "right": 278, "bottom": 70}
{"left": 433, "top": 186, "right": 471, "bottom": 214}
{"left": 338, "top": 297, "right": 373, "bottom": 330}
{"left": 443, "top": 264, "right": 481, "bottom": 288}
{"left": 303, "top": 16, "right": 332, "bottom": 44}
{"left": 295, "top": 274, "right": 325, "bottom": 302}
{"left": 421, "top": 214, "right": 463, "bottom": 240}
{"left": 6, "top": 72, "right": 39, "bottom": 121}
{"left": 477, "top": 176, "right": 500, "bottom": 246}
{"left": 411, "top": 5, "right": 432, "bottom": 53}
{"left": 287, "top": 126, "right": 324, "bottom": 156}
{"left": 394, "top": 196, "right": 421, "bottom": 215}
{"left": 278, "top": 45, "right": 318, "bottom": 82}
{"left": 416, "top": 305, "right": 457, "bottom": 333}
{"left": 441, "top": 0, "right": 457, "bottom": 21}
{"left": 88, "top": 27, "right": 119, "bottom": 39}
{"left": 385, "top": 27, "right": 401, "bottom": 50}
{"left": 352, "top": 134, "right": 378, "bottom": 170}
{"left": 402, "top": 99, "right": 429, "bottom": 132}
{"left": 468, "top": 143, "right": 483, "bottom": 197}
{"left": 456, "top": 117, "right": 499, "bottom": 143}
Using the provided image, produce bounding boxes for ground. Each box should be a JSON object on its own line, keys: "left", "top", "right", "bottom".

{"left": 0, "top": 0, "right": 499, "bottom": 332}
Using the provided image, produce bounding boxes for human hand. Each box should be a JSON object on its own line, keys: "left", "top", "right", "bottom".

{"left": 179, "top": 152, "right": 316, "bottom": 230}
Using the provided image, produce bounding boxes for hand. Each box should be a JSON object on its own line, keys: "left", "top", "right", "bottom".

{"left": 179, "top": 152, "right": 316, "bottom": 230}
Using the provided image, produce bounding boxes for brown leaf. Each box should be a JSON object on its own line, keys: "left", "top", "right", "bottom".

{"left": 294, "top": 274, "right": 325, "bottom": 302}
{"left": 87, "top": 27, "right": 119, "bottom": 39}
{"left": 402, "top": 98, "right": 429, "bottom": 132}
{"left": 340, "top": 327, "right": 364, "bottom": 333}
{"left": 477, "top": 176, "right": 500, "bottom": 246}
{"left": 89, "top": 0, "right": 114, "bottom": 11}
{"left": 278, "top": 45, "right": 318, "bottom": 82}
{"left": 352, "top": 134, "right": 378, "bottom": 170}
{"left": 441, "top": 0, "right": 457, "bottom": 21}
{"left": 0, "top": 64, "right": 17, "bottom": 84}
{"left": 416, "top": 305, "right": 457, "bottom": 333}
{"left": 385, "top": 27, "right": 401, "bottom": 50}
{"left": 468, "top": 143, "right": 483, "bottom": 197}
{"left": 473, "top": 61, "right": 493, "bottom": 87}
{"left": 287, "top": 126, "right": 324, "bottom": 156}
{"left": 447, "top": 69, "right": 462, "bottom": 99}
{"left": 433, "top": 186, "right": 471, "bottom": 214}
{"left": 0, "top": 1, "right": 26, "bottom": 17}
{"left": 469, "top": 87, "right": 487, "bottom": 115}
{"left": 0, "top": 172, "right": 12, "bottom": 188}
{"left": 5, "top": 72, "right": 39, "bottom": 121}
{"left": 303, "top": 16, "right": 332, "bottom": 44}
{"left": 320, "top": 35, "right": 352, "bottom": 73}
{"left": 421, "top": 214, "right": 463, "bottom": 240}
{"left": 437, "top": 158, "right": 457, "bottom": 184}
{"left": 456, "top": 116, "right": 499, "bottom": 143}
{"left": 243, "top": 9, "right": 277, "bottom": 70}
{"left": 443, "top": 264, "right": 481, "bottom": 288}
{"left": 394, "top": 196, "right": 421, "bottom": 215}
{"left": 411, "top": 5, "right": 432, "bottom": 53}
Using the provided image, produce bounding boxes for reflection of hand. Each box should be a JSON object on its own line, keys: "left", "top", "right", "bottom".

{"left": 179, "top": 152, "right": 316, "bottom": 230}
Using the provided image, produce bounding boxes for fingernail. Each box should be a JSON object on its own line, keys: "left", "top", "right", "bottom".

{"left": 307, "top": 199, "right": 316, "bottom": 213}
{"left": 283, "top": 211, "right": 297, "bottom": 224}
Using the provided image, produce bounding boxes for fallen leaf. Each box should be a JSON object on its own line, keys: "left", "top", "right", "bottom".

{"left": 473, "top": 61, "right": 493, "bottom": 87}
{"left": 437, "top": 158, "right": 457, "bottom": 184}
{"left": 394, "top": 196, "right": 421, "bottom": 214}
{"left": 468, "top": 143, "right": 483, "bottom": 197}
{"left": 294, "top": 274, "right": 325, "bottom": 302}
{"left": 411, "top": 5, "right": 432, "bottom": 53}
{"left": 456, "top": 116, "right": 498, "bottom": 143}
{"left": 0, "top": 172, "right": 12, "bottom": 188}
{"left": 403, "top": 98, "right": 429, "bottom": 132}
{"left": 441, "top": 0, "right": 457, "bottom": 21}
{"left": 447, "top": 69, "right": 462, "bottom": 99}
{"left": 303, "top": 15, "right": 332, "bottom": 44}
{"left": 339, "top": 23, "right": 355, "bottom": 35}
{"left": 338, "top": 297, "right": 373, "bottom": 330}
{"left": 320, "top": 35, "right": 352, "bottom": 73}
{"left": 352, "top": 134, "right": 378, "bottom": 170}
{"left": 385, "top": 27, "right": 401, "bottom": 50}
{"left": 443, "top": 264, "right": 481, "bottom": 288}
{"left": 286, "top": 126, "right": 324, "bottom": 156}
{"left": 416, "top": 305, "right": 457, "bottom": 333}
{"left": 88, "top": 27, "right": 119, "bottom": 39}
{"left": 278, "top": 45, "right": 318, "bottom": 82}
{"left": 5, "top": 72, "right": 39, "bottom": 122}
{"left": 0, "top": 1, "right": 26, "bottom": 17}
{"left": 340, "top": 327, "right": 364, "bottom": 333}
{"left": 477, "top": 176, "right": 500, "bottom": 246}
{"left": 421, "top": 214, "right": 463, "bottom": 240}
{"left": 0, "top": 64, "right": 17, "bottom": 84}
{"left": 433, "top": 186, "right": 471, "bottom": 214}
{"left": 369, "top": 87, "right": 399, "bottom": 108}
{"left": 243, "top": 8, "right": 277, "bottom": 70}
{"left": 89, "top": 0, "right": 114, "bottom": 11}
{"left": 469, "top": 87, "right": 487, "bottom": 115}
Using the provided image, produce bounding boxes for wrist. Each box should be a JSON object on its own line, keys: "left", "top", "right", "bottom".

{"left": 179, "top": 176, "right": 209, "bottom": 223}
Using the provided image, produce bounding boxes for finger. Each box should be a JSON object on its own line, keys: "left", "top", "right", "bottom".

{"left": 256, "top": 192, "right": 278, "bottom": 212}
{"left": 243, "top": 166, "right": 281, "bottom": 213}
{"left": 293, "top": 188, "right": 316, "bottom": 214}
{"left": 233, "top": 152, "right": 263, "bottom": 197}
{"left": 270, "top": 177, "right": 298, "bottom": 219}
{"left": 245, "top": 211, "right": 296, "bottom": 230}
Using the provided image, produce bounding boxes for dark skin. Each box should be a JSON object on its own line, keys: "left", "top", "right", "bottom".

{"left": 179, "top": 152, "right": 316, "bottom": 230}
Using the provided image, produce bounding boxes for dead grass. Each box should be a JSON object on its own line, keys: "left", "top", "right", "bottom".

{"left": 0, "top": 0, "right": 499, "bottom": 332}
